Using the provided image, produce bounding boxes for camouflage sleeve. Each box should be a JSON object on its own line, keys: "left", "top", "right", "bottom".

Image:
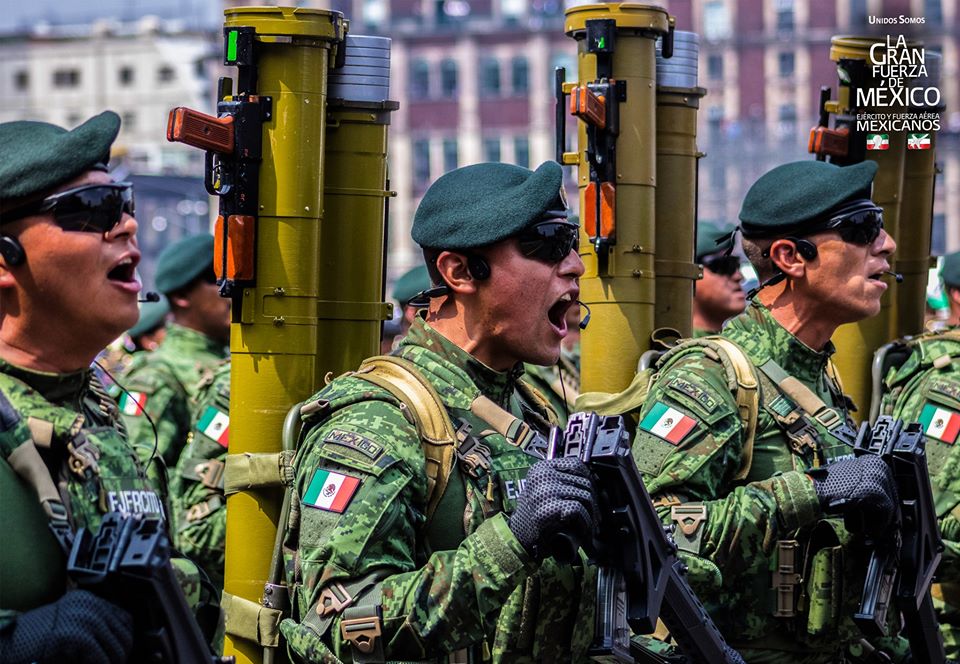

{"left": 280, "top": 396, "right": 536, "bottom": 662}
{"left": 632, "top": 354, "right": 821, "bottom": 590}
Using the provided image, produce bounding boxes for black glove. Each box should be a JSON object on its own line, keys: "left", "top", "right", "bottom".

{"left": 808, "top": 455, "right": 898, "bottom": 535}
{"left": 0, "top": 589, "right": 133, "bottom": 664}
{"left": 508, "top": 457, "right": 598, "bottom": 560}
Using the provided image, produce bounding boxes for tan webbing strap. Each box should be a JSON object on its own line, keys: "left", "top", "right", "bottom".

{"left": 223, "top": 451, "right": 295, "bottom": 496}
{"left": 354, "top": 356, "right": 457, "bottom": 521}
{"left": 7, "top": 440, "right": 74, "bottom": 553}
{"left": 222, "top": 590, "right": 284, "bottom": 648}
{"left": 709, "top": 338, "right": 759, "bottom": 481}
{"left": 470, "top": 395, "right": 522, "bottom": 439}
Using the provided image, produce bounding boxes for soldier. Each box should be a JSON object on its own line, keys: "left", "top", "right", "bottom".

{"left": 692, "top": 220, "right": 746, "bottom": 336}
{"left": 119, "top": 233, "right": 229, "bottom": 505}
{"left": 171, "top": 360, "right": 230, "bottom": 592}
{"left": 391, "top": 263, "right": 429, "bottom": 338}
{"left": 876, "top": 250, "right": 960, "bottom": 659}
{"left": 0, "top": 112, "right": 160, "bottom": 662}
{"left": 128, "top": 295, "right": 170, "bottom": 352}
{"left": 632, "top": 160, "right": 904, "bottom": 662}
{"left": 279, "top": 161, "right": 601, "bottom": 662}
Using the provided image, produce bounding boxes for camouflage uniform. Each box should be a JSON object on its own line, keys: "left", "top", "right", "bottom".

{"left": 170, "top": 360, "right": 230, "bottom": 593}
{"left": 279, "top": 317, "right": 596, "bottom": 663}
{"left": 0, "top": 358, "right": 164, "bottom": 622}
{"left": 522, "top": 342, "right": 580, "bottom": 426}
{"left": 120, "top": 323, "right": 227, "bottom": 503}
{"left": 877, "top": 327, "right": 960, "bottom": 659}
{"left": 633, "top": 301, "right": 895, "bottom": 663}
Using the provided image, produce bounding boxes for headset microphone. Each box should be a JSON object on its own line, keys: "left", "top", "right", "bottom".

{"left": 577, "top": 300, "right": 591, "bottom": 330}
{"left": 883, "top": 271, "right": 904, "bottom": 283}
{"left": 138, "top": 291, "right": 161, "bottom": 303}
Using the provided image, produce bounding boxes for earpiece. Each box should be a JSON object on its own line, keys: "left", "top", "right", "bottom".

{"left": 0, "top": 235, "right": 26, "bottom": 267}
{"left": 467, "top": 254, "right": 491, "bottom": 281}
{"left": 792, "top": 238, "right": 818, "bottom": 261}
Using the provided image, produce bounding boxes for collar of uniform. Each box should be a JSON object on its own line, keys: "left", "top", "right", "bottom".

{"left": 724, "top": 300, "right": 835, "bottom": 386}
{"left": 399, "top": 316, "right": 522, "bottom": 408}
{"left": 0, "top": 356, "right": 92, "bottom": 405}
{"left": 161, "top": 323, "right": 228, "bottom": 358}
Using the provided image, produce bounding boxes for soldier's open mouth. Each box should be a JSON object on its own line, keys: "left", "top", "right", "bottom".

{"left": 107, "top": 257, "right": 137, "bottom": 283}
{"left": 548, "top": 295, "right": 573, "bottom": 332}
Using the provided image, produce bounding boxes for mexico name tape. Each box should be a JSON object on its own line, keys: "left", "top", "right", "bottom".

{"left": 640, "top": 401, "right": 697, "bottom": 445}
{"left": 304, "top": 468, "right": 361, "bottom": 513}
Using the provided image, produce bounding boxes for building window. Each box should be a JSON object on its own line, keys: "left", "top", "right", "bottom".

{"left": 53, "top": 69, "right": 80, "bottom": 88}
{"left": 849, "top": 0, "right": 867, "bottom": 25}
{"left": 702, "top": 1, "right": 731, "bottom": 41}
{"left": 67, "top": 113, "right": 82, "bottom": 127}
{"left": 443, "top": 138, "right": 458, "bottom": 173}
{"left": 778, "top": 52, "right": 794, "bottom": 78}
{"left": 119, "top": 66, "right": 135, "bottom": 86}
{"left": 514, "top": 136, "right": 529, "bottom": 168}
{"left": 483, "top": 137, "right": 501, "bottom": 162}
{"left": 414, "top": 139, "right": 431, "bottom": 186}
{"left": 925, "top": 0, "right": 943, "bottom": 25}
{"left": 511, "top": 56, "right": 529, "bottom": 95}
{"left": 157, "top": 66, "right": 176, "bottom": 83}
{"left": 707, "top": 54, "right": 723, "bottom": 80}
{"left": 479, "top": 57, "right": 501, "bottom": 97}
{"left": 439, "top": 59, "right": 457, "bottom": 98}
{"left": 775, "top": 0, "right": 794, "bottom": 33}
{"left": 778, "top": 103, "right": 796, "bottom": 137}
{"left": 707, "top": 105, "right": 723, "bottom": 139}
{"left": 409, "top": 59, "right": 430, "bottom": 98}
{"left": 123, "top": 111, "right": 136, "bottom": 129}
{"left": 13, "top": 70, "right": 28, "bottom": 91}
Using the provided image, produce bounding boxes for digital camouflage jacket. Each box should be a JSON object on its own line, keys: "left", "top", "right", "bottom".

{"left": 279, "top": 317, "right": 596, "bottom": 663}
{"left": 632, "top": 301, "right": 891, "bottom": 663}
{"left": 522, "top": 342, "right": 580, "bottom": 427}
{"left": 119, "top": 323, "right": 227, "bottom": 507}
{"left": 878, "top": 327, "right": 960, "bottom": 659}
{"left": 170, "top": 359, "right": 230, "bottom": 593}
{"left": 0, "top": 358, "right": 163, "bottom": 625}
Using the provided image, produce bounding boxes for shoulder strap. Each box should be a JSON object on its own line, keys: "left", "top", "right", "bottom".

{"left": 706, "top": 338, "right": 760, "bottom": 481}
{"left": 354, "top": 356, "right": 458, "bottom": 522}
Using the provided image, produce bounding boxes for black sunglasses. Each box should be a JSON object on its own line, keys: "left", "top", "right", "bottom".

{"left": 828, "top": 207, "right": 884, "bottom": 246}
{"left": 517, "top": 220, "right": 580, "bottom": 264}
{"left": 702, "top": 255, "right": 742, "bottom": 277}
{"left": 3, "top": 182, "right": 135, "bottom": 234}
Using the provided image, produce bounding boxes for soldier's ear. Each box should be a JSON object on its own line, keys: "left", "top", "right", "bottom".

{"left": 434, "top": 250, "right": 479, "bottom": 295}
{"left": 767, "top": 239, "right": 807, "bottom": 279}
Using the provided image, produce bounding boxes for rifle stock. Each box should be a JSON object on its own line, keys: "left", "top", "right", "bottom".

{"left": 547, "top": 412, "right": 745, "bottom": 664}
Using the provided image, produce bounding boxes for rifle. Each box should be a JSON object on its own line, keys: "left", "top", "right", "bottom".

{"left": 543, "top": 411, "right": 745, "bottom": 664}
{"left": 850, "top": 416, "right": 946, "bottom": 663}
{"left": 67, "top": 511, "right": 234, "bottom": 664}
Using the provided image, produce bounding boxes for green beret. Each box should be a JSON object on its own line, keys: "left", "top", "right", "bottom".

{"left": 412, "top": 161, "right": 566, "bottom": 249}
{"left": 392, "top": 265, "right": 431, "bottom": 306}
{"left": 155, "top": 234, "right": 215, "bottom": 294}
{"left": 128, "top": 297, "right": 170, "bottom": 338}
{"left": 739, "top": 160, "right": 877, "bottom": 238}
{"left": 696, "top": 221, "right": 736, "bottom": 260}
{"left": 941, "top": 251, "right": 960, "bottom": 288}
{"left": 0, "top": 111, "right": 120, "bottom": 206}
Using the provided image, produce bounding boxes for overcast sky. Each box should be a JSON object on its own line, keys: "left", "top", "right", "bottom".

{"left": 0, "top": 0, "right": 222, "bottom": 32}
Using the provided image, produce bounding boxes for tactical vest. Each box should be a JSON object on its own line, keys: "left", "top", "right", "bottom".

{"left": 0, "top": 373, "right": 163, "bottom": 614}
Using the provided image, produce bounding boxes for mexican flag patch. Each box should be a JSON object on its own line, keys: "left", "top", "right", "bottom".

{"left": 198, "top": 406, "right": 229, "bottom": 447}
{"left": 304, "top": 469, "right": 360, "bottom": 513}
{"left": 118, "top": 391, "right": 147, "bottom": 416}
{"left": 919, "top": 403, "right": 960, "bottom": 444}
{"left": 640, "top": 401, "right": 697, "bottom": 445}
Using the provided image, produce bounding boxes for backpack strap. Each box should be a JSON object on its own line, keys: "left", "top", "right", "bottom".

{"left": 706, "top": 338, "right": 760, "bottom": 481}
{"left": 354, "top": 356, "right": 458, "bottom": 522}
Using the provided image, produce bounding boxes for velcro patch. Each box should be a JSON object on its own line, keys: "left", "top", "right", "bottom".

{"left": 928, "top": 378, "right": 960, "bottom": 405}
{"left": 304, "top": 468, "right": 361, "bottom": 513}
{"left": 324, "top": 429, "right": 383, "bottom": 460}
{"left": 640, "top": 401, "right": 697, "bottom": 445}
{"left": 666, "top": 377, "right": 719, "bottom": 413}
{"left": 920, "top": 402, "right": 960, "bottom": 444}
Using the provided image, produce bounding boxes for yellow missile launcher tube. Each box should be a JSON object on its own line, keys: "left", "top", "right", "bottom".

{"left": 221, "top": 7, "right": 344, "bottom": 664}
{"left": 564, "top": 3, "right": 671, "bottom": 394}
{"left": 826, "top": 36, "right": 908, "bottom": 420}
{"left": 317, "top": 97, "right": 398, "bottom": 378}
{"left": 655, "top": 85, "right": 705, "bottom": 338}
